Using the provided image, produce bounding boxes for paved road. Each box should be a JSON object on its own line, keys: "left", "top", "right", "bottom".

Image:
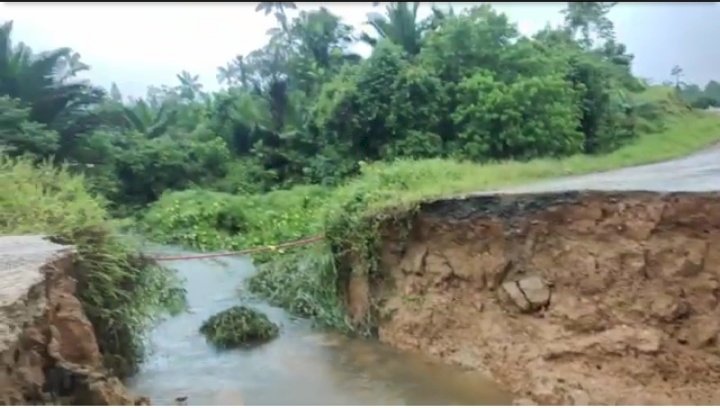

{"left": 0, "top": 236, "right": 72, "bottom": 353}
{"left": 0, "top": 236, "right": 72, "bottom": 307}
{"left": 482, "top": 144, "right": 720, "bottom": 195}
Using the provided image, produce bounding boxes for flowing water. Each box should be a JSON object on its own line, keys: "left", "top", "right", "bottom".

{"left": 127, "top": 251, "right": 512, "bottom": 405}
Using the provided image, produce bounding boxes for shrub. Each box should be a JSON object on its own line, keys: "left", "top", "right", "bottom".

{"left": 246, "top": 244, "right": 349, "bottom": 331}
{"left": 199, "top": 306, "right": 279, "bottom": 348}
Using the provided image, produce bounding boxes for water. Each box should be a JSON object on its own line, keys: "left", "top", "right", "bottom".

{"left": 127, "top": 252, "right": 512, "bottom": 405}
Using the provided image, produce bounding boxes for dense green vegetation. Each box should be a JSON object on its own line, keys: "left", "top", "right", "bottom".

{"left": 199, "top": 306, "right": 280, "bottom": 348}
{"left": 0, "top": 2, "right": 674, "bottom": 209}
{"left": 2, "top": 2, "right": 720, "bottom": 336}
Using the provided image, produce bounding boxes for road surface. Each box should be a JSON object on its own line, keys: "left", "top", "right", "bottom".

{"left": 483, "top": 144, "right": 720, "bottom": 195}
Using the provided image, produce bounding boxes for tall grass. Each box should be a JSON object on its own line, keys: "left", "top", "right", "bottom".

{"left": 0, "top": 156, "right": 186, "bottom": 376}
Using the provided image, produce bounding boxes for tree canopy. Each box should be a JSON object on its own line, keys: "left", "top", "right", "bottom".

{"left": 0, "top": 2, "right": 703, "bottom": 212}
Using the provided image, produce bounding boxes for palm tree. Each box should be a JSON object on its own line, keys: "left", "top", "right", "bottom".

{"left": 360, "top": 2, "right": 424, "bottom": 55}
{"left": 255, "top": 2, "right": 296, "bottom": 15}
{"left": 291, "top": 8, "right": 358, "bottom": 68}
{"left": 176, "top": 70, "right": 203, "bottom": 101}
{"left": 256, "top": 2, "right": 297, "bottom": 34}
{"left": 217, "top": 56, "right": 253, "bottom": 88}
{"left": 0, "top": 20, "right": 104, "bottom": 160}
{"left": 121, "top": 98, "right": 177, "bottom": 139}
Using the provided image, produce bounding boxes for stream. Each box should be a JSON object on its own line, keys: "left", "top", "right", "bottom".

{"left": 126, "top": 250, "right": 512, "bottom": 405}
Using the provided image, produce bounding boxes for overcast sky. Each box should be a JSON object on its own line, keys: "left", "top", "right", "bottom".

{"left": 1, "top": 2, "right": 718, "bottom": 98}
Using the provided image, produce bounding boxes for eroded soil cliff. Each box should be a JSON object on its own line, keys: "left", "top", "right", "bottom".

{"left": 0, "top": 236, "right": 146, "bottom": 405}
{"left": 347, "top": 191, "right": 720, "bottom": 405}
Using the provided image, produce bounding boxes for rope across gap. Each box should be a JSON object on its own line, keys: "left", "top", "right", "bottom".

{"left": 148, "top": 234, "right": 325, "bottom": 261}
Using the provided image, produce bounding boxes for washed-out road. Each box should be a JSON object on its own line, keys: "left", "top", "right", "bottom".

{"left": 482, "top": 143, "right": 720, "bottom": 195}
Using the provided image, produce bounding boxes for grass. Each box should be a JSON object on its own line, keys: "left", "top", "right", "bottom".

{"left": 0, "top": 156, "right": 186, "bottom": 377}
{"left": 246, "top": 243, "right": 350, "bottom": 330}
{"left": 332, "top": 110, "right": 720, "bottom": 217}
{"left": 199, "top": 306, "right": 279, "bottom": 348}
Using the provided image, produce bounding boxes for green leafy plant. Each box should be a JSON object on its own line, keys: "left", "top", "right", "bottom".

{"left": 199, "top": 306, "right": 279, "bottom": 348}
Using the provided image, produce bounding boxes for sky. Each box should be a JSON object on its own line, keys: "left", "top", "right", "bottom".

{"left": 1, "top": 2, "right": 719, "bottom": 98}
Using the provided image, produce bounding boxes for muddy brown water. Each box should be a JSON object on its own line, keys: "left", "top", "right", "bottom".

{"left": 126, "top": 250, "right": 512, "bottom": 405}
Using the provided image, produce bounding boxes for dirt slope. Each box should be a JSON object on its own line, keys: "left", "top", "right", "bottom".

{"left": 346, "top": 191, "right": 720, "bottom": 404}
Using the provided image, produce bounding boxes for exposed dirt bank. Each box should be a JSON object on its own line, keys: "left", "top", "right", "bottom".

{"left": 345, "top": 191, "right": 720, "bottom": 405}
{"left": 0, "top": 236, "right": 146, "bottom": 405}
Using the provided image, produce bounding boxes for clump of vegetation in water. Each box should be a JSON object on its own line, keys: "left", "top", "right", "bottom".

{"left": 199, "top": 306, "right": 279, "bottom": 348}
{"left": 0, "top": 156, "right": 187, "bottom": 377}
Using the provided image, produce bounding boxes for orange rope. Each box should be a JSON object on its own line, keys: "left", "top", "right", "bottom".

{"left": 149, "top": 234, "right": 325, "bottom": 261}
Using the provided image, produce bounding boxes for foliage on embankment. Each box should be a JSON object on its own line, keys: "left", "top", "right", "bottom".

{"left": 142, "top": 89, "right": 720, "bottom": 332}
{"left": 0, "top": 156, "right": 186, "bottom": 376}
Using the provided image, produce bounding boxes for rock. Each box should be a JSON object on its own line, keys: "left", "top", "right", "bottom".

{"left": 568, "top": 388, "right": 591, "bottom": 405}
{"left": 552, "top": 297, "right": 606, "bottom": 333}
{"left": 75, "top": 376, "right": 137, "bottom": 405}
{"left": 518, "top": 276, "right": 551, "bottom": 308}
{"left": 400, "top": 245, "right": 427, "bottom": 275}
{"left": 501, "top": 276, "right": 550, "bottom": 313}
{"left": 544, "top": 326, "right": 662, "bottom": 359}
{"left": 502, "top": 280, "right": 530, "bottom": 311}
{"left": 50, "top": 291, "right": 102, "bottom": 367}
{"left": 683, "top": 316, "right": 720, "bottom": 349}
{"left": 649, "top": 293, "right": 691, "bottom": 323}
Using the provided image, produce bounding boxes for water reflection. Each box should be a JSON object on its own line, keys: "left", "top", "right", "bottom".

{"left": 127, "top": 252, "right": 511, "bottom": 405}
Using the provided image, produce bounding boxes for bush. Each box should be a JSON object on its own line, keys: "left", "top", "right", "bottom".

{"left": 246, "top": 244, "right": 349, "bottom": 331}
{"left": 0, "top": 155, "right": 186, "bottom": 376}
{"left": 199, "top": 306, "right": 279, "bottom": 348}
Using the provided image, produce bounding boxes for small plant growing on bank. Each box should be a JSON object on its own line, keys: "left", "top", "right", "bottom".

{"left": 199, "top": 306, "right": 279, "bottom": 348}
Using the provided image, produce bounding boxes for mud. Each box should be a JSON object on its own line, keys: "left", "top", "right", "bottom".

{"left": 0, "top": 236, "right": 144, "bottom": 405}
{"left": 347, "top": 191, "right": 720, "bottom": 405}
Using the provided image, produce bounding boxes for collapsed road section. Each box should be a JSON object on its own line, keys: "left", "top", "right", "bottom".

{"left": 0, "top": 236, "right": 144, "bottom": 405}
{"left": 345, "top": 190, "right": 720, "bottom": 405}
